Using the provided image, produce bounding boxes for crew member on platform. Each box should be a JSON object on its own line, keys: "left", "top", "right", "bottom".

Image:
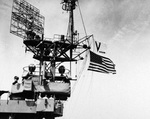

{"left": 12, "top": 76, "right": 19, "bottom": 85}
{"left": 58, "top": 65, "right": 70, "bottom": 83}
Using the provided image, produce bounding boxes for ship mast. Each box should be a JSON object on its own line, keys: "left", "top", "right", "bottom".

{"left": 0, "top": 0, "right": 92, "bottom": 118}
{"left": 62, "top": 0, "right": 77, "bottom": 76}
{"left": 69, "top": 0, "right": 76, "bottom": 59}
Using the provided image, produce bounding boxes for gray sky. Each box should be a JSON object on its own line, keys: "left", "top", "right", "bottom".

{"left": 1, "top": 0, "right": 150, "bottom": 119}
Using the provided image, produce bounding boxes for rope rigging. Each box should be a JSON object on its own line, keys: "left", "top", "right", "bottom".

{"left": 77, "top": 1, "right": 87, "bottom": 37}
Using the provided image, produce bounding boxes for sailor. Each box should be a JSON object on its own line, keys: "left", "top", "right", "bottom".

{"left": 12, "top": 76, "right": 19, "bottom": 85}
{"left": 22, "top": 64, "right": 36, "bottom": 84}
{"left": 28, "top": 64, "right": 36, "bottom": 74}
{"left": 58, "top": 65, "right": 70, "bottom": 83}
{"left": 45, "top": 70, "right": 53, "bottom": 81}
{"left": 58, "top": 65, "right": 65, "bottom": 76}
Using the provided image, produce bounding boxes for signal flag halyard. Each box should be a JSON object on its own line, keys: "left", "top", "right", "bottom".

{"left": 88, "top": 51, "right": 116, "bottom": 74}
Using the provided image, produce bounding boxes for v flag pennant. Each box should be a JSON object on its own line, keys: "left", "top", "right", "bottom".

{"left": 89, "top": 37, "right": 107, "bottom": 54}
{"left": 88, "top": 51, "right": 116, "bottom": 74}
{"left": 94, "top": 40, "right": 107, "bottom": 54}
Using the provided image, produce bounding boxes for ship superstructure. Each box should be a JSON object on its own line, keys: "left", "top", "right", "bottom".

{"left": 0, "top": 0, "right": 92, "bottom": 119}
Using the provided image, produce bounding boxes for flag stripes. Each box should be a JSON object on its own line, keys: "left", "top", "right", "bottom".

{"left": 88, "top": 51, "right": 116, "bottom": 74}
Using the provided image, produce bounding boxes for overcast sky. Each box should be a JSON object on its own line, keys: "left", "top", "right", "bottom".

{"left": 1, "top": 0, "right": 150, "bottom": 119}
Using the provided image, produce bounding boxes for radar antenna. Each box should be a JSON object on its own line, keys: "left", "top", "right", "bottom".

{"left": 10, "top": 0, "right": 45, "bottom": 39}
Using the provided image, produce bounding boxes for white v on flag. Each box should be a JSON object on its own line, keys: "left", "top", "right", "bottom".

{"left": 88, "top": 51, "right": 116, "bottom": 74}
{"left": 94, "top": 40, "right": 107, "bottom": 54}
{"left": 90, "top": 38, "right": 107, "bottom": 54}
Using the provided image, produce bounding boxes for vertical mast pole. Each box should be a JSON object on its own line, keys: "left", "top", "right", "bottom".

{"left": 39, "top": 34, "right": 44, "bottom": 85}
{"left": 52, "top": 43, "right": 56, "bottom": 81}
{"left": 70, "top": 0, "right": 74, "bottom": 59}
{"left": 69, "top": 0, "right": 76, "bottom": 76}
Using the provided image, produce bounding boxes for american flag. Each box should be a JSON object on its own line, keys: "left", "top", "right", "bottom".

{"left": 88, "top": 51, "right": 116, "bottom": 74}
